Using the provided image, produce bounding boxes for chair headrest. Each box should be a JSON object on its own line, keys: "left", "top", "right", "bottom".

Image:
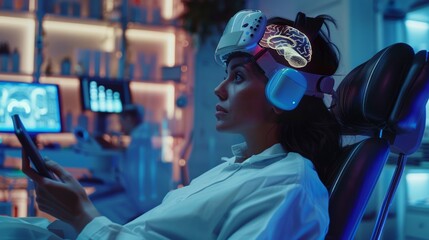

{"left": 391, "top": 115, "right": 426, "bottom": 154}
{"left": 389, "top": 50, "right": 429, "bottom": 133}
{"left": 332, "top": 43, "right": 414, "bottom": 136}
{"left": 389, "top": 50, "right": 429, "bottom": 154}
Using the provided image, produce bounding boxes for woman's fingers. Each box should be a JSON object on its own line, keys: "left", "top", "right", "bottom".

{"left": 44, "top": 160, "right": 79, "bottom": 185}
{"left": 21, "top": 150, "right": 44, "bottom": 184}
{"left": 21, "top": 155, "right": 97, "bottom": 228}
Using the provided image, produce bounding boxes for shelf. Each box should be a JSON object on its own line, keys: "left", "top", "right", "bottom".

{"left": 0, "top": 9, "right": 189, "bottom": 79}
{"left": 42, "top": 13, "right": 179, "bottom": 31}
{"left": 0, "top": 0, "right": 193, "bottom": 219}
{"left": 0, "top": 73, "right": 33, "bottom": 82}
{"left": 0, "top": 0, "right": 194, "bottom": 170}
{"left": 0, "top": 10, "right": 34, "bottom": 19}
{"left": 0, "top": 13, "right": 35, "bottom": 74}
{"left": 43, "top": 15, "right": 118, "bottom": 53}
{"left": 44, "top": 13, "right": 119, "bottom": 27}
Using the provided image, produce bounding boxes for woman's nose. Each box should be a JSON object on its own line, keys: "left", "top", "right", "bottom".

{"left": 214, "top": 81, "right": 227, "bottom": 100}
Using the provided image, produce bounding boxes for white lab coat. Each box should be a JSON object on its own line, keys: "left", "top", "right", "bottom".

{"left": 78, "top": 143, "right": 329, "bottom": 240}
{"left": 0, "top": 143, "right": 329, "bottom": 240}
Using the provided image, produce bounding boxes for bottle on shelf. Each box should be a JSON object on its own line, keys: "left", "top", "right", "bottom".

{"left": 88, "top": 0, "right": 102, "bottom": 19}
{"left": 11, "top": 48, "right": 20, "bottom": 73}
{"left": 45, "top": 58, "right": 53, "bottom": 75}
{"left": 151, "top": 1, "right": 162, "bottom": 25}
{"left": 0, "top": 42, "right": 10, "bottom": 73}
{"left": 1, "top": 0, "right": 13, "bottom": 10}
{"left": 60, "top": 57, "right": 71, "bottom": 76}
{"left": 129, "top": 0, "right": 148, "bottom": 24}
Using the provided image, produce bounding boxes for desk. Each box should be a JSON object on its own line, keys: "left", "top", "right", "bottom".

{"left": 2, "top": 147, "right": 124, "bottom": 182}
{"left": 0, "top": 145, "right": 173, "bottom": 221}
{"left": 0, "top": 168, "right": 27, "bottom": 217}
{"left": 0, "top": 147, "right": 125, "bottom": 217}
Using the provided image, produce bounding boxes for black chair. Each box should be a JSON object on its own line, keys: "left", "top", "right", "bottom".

{"left": 326, "top": 42, "right": 429, "bottom": 239}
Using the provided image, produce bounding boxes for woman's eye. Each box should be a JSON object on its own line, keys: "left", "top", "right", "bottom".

{"left": 233, "top": 73, "right": 244, "bottom": 83}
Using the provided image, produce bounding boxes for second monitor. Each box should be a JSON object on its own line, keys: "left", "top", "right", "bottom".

{"left": 80, "top": 77, "right": 131, "bottom": 113}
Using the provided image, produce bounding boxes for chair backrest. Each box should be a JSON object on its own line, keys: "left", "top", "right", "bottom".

{"left": 371, "top": 48, "right": 429, "bottom": 239}
{"left": 326, "top": 42, "right": 429, "bottom": 239}
{"left": 389, "top": 49, "right": 429, "bottom": 154}
{"left": 326, "top": 138, "right": 390, "bottom": 239}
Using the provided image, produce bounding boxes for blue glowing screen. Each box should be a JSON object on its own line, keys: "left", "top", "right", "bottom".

{"left": 80, "top": 77, "right": 131, "bottom": 113}
{"left": 0, "top": 81, "right": 62, "bottom": 133}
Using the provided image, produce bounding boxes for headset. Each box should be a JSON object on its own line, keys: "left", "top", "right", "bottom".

{"left": 215, "top": 9, "right": 334, "bottom": 110}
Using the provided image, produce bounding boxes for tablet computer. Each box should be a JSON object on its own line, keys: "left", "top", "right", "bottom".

{"left": 11, "top": 114, "right": 55, "bottom": 179}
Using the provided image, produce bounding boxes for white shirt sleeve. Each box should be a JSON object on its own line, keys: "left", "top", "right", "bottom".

{"left": 256, "top": 184, "right": 329, "bottom": 240}
{"left": 218, "top": 183, "right": 328, "bottom": 240}
{"left": 76, "top": 149, "right": 328, "bottom": 240}
{"left": 77, "top": 217, "right": 144, "bottom": 240}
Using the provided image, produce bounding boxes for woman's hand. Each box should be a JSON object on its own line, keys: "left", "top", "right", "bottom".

{"left": 21, "top": 150, "right": 101, "bottom": 233}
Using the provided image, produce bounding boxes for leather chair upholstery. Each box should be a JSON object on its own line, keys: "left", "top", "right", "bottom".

{"left": 371, "top": 48, "right": 429, "bottom": 239}
{"left": 326, "top": 43, "right": 429, "bottom": 239}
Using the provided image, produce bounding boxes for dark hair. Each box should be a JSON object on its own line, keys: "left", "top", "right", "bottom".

{"left": 269, "top": 14, "right": 342, "bottom": 185}
{"left": 120, "top": 104, "right": 145, "bottom": 123}
{"left": 278, "top": 96, "right": 341, "bottom": 185}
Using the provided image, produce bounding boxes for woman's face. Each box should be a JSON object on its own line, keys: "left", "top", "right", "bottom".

{"left": 214, "top": 56, "right": 274, "bottom": 134}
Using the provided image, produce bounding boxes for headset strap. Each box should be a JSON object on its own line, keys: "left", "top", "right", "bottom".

{"left": 254, "top": 48, "right": 334, "bottom": 98}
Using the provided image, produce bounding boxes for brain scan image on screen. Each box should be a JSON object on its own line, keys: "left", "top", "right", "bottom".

{"left": 259, "top": 24, "right": 312, "bottom": 68}
{"left": 5, "top": 89, "right": 32, "bottom": 118}
{"left": 0, "top": 82, "right": 62, "bottom": 133}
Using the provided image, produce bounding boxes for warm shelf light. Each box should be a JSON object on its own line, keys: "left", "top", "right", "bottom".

{"left": 162, "top": 0, "right": 174, "bottom": 19}
{"left": 130, "top": 82, "right": 175, "bottom": 119}
{"left": 0, "top": 73, "right": 33, "bottom": 82}
{"left": 0, "top": 16, "right": 35, "bottom": 74}
{"left": 126, "top": 29, "right": 176, "bottom": 67}
{"left": 43, "top": 20, "right": 116, "bottom": 52}
{"left": 29, "top": 0, "right": 36, "bottom": 12}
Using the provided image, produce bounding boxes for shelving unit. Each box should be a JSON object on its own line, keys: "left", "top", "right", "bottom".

{"left": 0, "top": 11, "right": 35, "bottom": 74}
{"left": 0, "top": 0, "right": 194, "bottom": 213}
{"left": 0, "top": 0, "right": 193, "bottom": 138}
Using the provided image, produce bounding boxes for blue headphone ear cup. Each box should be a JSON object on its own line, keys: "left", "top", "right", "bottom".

{"left": 265, "top": 68, "right": 307, "bottom": 110}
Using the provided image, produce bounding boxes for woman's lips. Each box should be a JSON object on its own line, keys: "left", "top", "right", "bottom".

{"left": 216, "top": 104, "right": 228, "bottom": 113}
{"left": 215, "top": 104, "right": 228, "bottom": 118}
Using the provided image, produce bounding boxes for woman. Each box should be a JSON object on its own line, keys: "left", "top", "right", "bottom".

{"left": 17, "top": 9, "right": 341, "bottom": 240}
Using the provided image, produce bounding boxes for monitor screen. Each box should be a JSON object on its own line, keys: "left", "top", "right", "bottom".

{"left": 80, "top": 77, "right": 131, "bottom": 113}
{"left": 0, "top": 81, "right": 62, "bottom": 133}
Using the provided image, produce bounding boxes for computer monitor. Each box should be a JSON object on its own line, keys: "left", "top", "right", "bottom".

{"left": 0, "top": 81, "right": 62, "bottom": 134}
{"left": 80, "top": 77, "right": 131, "bottom": 113}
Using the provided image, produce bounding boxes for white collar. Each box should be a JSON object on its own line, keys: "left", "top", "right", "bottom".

{"left": 222, "top": 142, "right": 288, "bottom": 166}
